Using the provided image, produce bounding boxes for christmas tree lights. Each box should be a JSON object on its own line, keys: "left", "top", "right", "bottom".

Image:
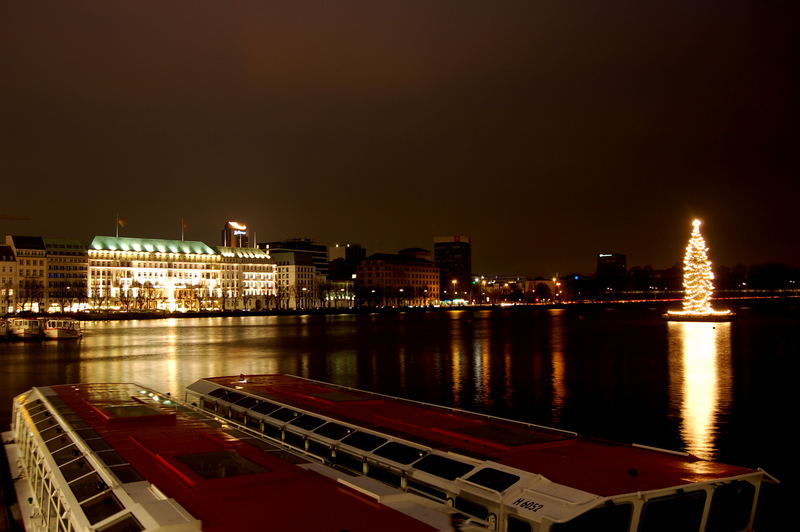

{"left": 666, "top": 219, "right": 733, "bottom": 320}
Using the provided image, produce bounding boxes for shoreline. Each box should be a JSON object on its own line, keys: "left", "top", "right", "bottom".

{"left": 3, "top": 295, "right": 797, "bottom": 323}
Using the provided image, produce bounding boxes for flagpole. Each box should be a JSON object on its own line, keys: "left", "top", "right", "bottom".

{"left": 115, "top": 213, "right": 119, "bottom": 238}
{"left": 181, "top": 218, "right": 184, "bottom": 241}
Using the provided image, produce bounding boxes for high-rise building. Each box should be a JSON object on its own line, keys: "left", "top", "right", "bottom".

{"left": 260, "top": 238, "right": 329, "bottom": 277}
{"left": 221, "top": 221, "right": 250, "bottom": 248}
{"left": 596, "top": 253, "right": 627, "bottom": 291}
{"left": 433, "top": 236, "right": 472, "bottom": 301}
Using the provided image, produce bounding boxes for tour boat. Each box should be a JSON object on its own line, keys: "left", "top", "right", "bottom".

{"left": 187, "top": 374, "right": 768, "bottom": 532}
{"left": 4, "top": 375, "right": 769, "bottom": 532}
{"left": 7, "top": 317, "right": 46, "bottom": 339}
{"left": 4, "top": 383, "right": 458, "bottom": 532}
{"left": 43, "top": 318, "right": 83, "bottom": 339}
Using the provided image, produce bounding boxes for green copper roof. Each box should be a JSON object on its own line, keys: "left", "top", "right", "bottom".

{"left": 216, "top": 246, "right": 271, "bottom": 259}
{"left": 90, "top": 236, "right": 219, "bottom": 255}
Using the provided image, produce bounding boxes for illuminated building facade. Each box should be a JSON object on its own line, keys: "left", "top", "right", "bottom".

{"left": 0, "top": 245, "right": 16, "bottom": 313}
{"left": 271, "top": 250, "right": 317, "bottom": 310}
{"left": 217, "top": 246, "right": 276, "bottom": 310}
{"left": 434, "top": 236, "right": 472, "bottom": 301}
{"left": 44, "top": 238, "right": 88, "bottom": 312}
{"left": 87, "top": 236, "right": 223, "bottom": 312}
{"left": 221, "top": 221, "right": 250, "bottom": 248}
{"left": 5, "top": 235, "right": 47, "bottom": 312}
{"left": 355, "top": 253, "right": 439, "bottom": 307}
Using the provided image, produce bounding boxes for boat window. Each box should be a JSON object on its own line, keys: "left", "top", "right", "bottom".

{"left": 30, "top": 409, "right": 51, "bottom": 423}
{"left": 96, "top": 450, "right": 127, "bottom": 466}
{"left": 224, "top": 392, "right": 246, "bottom": 404}
{"left": 96, "top": 513, "right": 144, "bottom": 532}
{"left": 313, "top": 422, "right": 351, "bottom": 440}
{"left": 269, "top": 407, "right": 299, "bottom": 422}
{"left": 69, "top": 472, "right": 109, "bottom": 502}
{"left": 406, "top": 479, "right": 447, "bottom": 501}
{"left": 39, "top": 424, "right": 64, "bottom": 442}
{"left": 307, "top": 440, "right": 330, "bottom": 458}
{"left": 60, "top": 457, "right": 93, "bottom": 482}
{"left": 35, "top": 415, "right": 58, "bottom": 430}
{"left": 367, "top": 464, "right": 401, "bottom": 487}
{"left": 200, "top": 398, "right": 216, "bottom": 412}
{"left": 707, "top": 481, "right": 756, "bottom": 532}
{"left": 76, "top": 428, "right": 102, "bottom": 441}
{"left": 550, "top": 502, "right": 632, "bottom": 532}
{"left": 175, "top": 451, "right": 270, "bottom": 479}
{"left": 455, "top": 496, "right": 489, "bottom": 520}
{"left": 250, "top": 401, "right": 280, "bottom": 415}
{"left": 283, "top": 430, "right": 305, "bottom": 449}
{"left": 208, "top": 388, "right": 228, "bottom": 399}
{"left": 466, "top": 468, "right": 520, "bottom": 492}
{"left": 109, "top": 464, "right": 143, "bottom": 484}
{"left": 81, "top": 491, "right": 125, "bottom": 525}
{"left": 640, "top": 491, "right": 706, "bottom": 532}
{"left": 412, "top": 454, "right": 475, "bottom": 480}
{"left": 85, "top": 438, "right": 114, "bottom": 452}
{"left": 262, "top": 422, "right": 281, "bottom": 439}
{"left": 289, "top": 414, "right": 326, "bottom": 431}
{"left": 51, "top": 444, "right": 82, "bottom": 466}
{"left": 334, "top": 451, "right": 364, "bottom": 474}
{"left": 234, "top": 396, "right": 259, "bottom": 410}
{"left": 507, "top": 515, "right": 533, "bottom": 532}
{"left": 45, "top": 434, "right": 73, "bottom": 453}
{"left": 341, "top": 431, "right": 387, "bottom": 451}
{"left": 373, "top": 442, "right": 426, "bottom": 465}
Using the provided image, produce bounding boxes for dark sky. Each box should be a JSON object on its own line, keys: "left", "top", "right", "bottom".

{"left": 2, "top": 1, "right": 797, "bottom": 276}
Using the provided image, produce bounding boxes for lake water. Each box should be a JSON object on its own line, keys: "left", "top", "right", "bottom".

{"left": 1, "top": 303, "right": 796, "bottom": 529}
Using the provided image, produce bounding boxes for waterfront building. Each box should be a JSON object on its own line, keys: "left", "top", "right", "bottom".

{"left": 0, "top": 245, "right": 16, "bottom": 313}
{"left": 434, "top": 236, "right": 472, "bottom": 301}
{"left": 271, "top": 250, "right": 318, "bottom": 310}
{"left": 5, "top": 235, "right": 47, "bottom": 312}
{"left": 217, "top": 246, "right": 276, "bottom": 310}
{"left": 87, "top": 236, "right": 222, "bottom": 312}
{"left": 260, "top": 238, "right": 329, "bottom": 277}
{"left": 221, "top": 220, "right": 250, "bottom": 248}
{"left": 44, "top": 238, "right": 88, "bottom": 312}
{"left": 355, "top": 252, "right": 439, "bottom": 307}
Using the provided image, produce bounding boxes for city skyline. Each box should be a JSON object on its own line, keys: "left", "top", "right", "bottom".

{"left": 3, "top": 3, "right": 797, "bottom": 276}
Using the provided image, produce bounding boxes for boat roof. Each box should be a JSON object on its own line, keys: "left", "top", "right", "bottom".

{"left": 198, "top": 374, "right": 756, "bottom": 498}
{"left": 24, "top": 382, "right": 443, "bottom": 531}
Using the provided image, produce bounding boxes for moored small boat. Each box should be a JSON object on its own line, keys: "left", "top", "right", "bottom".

{"left": 7, "top": 317, "right": 45, "bottom": 339}
{"left": 43, "top": 318, "right": 83, "bottom": 339}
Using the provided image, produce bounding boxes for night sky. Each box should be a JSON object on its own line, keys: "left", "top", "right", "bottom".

{"left": 2, "top": 2, "right": 797, "bottom": 276}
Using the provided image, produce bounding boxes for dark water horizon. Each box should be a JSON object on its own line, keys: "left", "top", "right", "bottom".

{"left": 1, "top": 302, "right": 796, "bottom": 530}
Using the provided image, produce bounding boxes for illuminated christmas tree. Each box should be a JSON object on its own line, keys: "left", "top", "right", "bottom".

{"left": 682, "top": 219, "right": 715, "bottom": 313}
{"left": 665, "top": 219, "right": 732, "bottom": 320}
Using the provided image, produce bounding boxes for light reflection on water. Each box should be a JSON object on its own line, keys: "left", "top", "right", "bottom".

{"left": 0, "top": 307, "right": 791, "bottom": 531}
{"left": 667, "top": 321, "right": 733, "bottom": 460}
{"left": 548, "top": 309, "right": 567, "bottom": 424}
{"left": 0, "top": 308, "right": 790, "bottom": 478}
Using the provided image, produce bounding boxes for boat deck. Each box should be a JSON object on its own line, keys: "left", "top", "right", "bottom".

{"left": 203, "top": 374, "right": 754, "bottom": 497}
{"left": 16, "top": 382, "right": 447, "bottom": 531}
